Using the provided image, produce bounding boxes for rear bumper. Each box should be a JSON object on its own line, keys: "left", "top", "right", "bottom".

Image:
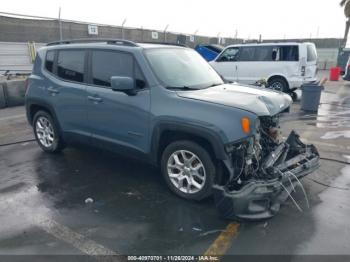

{"left": 288, "top": 77, "right": 317, "bottom": 88}
{"left": 213, "top": 131, "right": 320, "bottom": 221}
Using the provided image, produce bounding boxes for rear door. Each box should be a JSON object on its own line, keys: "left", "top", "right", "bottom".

{"left": 209, "top": 47, "right": 239, "bottom": 82}
{"left": 43, "top": 49, "right": 89, "bottom": 141}
{"left": 86, "top": 49, "right": 151, "bottom": 154}
{"left": 305, "top": 44, "right": 318, "bottom": 80}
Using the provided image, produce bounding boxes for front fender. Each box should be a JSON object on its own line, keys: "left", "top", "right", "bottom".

{"left": 150, "top": 118, "right": 230, "bottom": 164}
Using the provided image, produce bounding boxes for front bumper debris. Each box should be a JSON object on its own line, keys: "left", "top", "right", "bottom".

{"left": 213, "top": 130, "right": 320, "bottom": 221}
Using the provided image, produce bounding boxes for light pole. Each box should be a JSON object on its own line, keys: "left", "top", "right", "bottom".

{"left": 58, "top": 7, "right": 63, "bottom": 40}
{"left": 121, "top": 18, "right": 127, "bottom": 39}
{"left": 192, "top": 29, "right": 199, "bottom": 43}
{"left": 217, "top": 32, "right": 221, "bottom": 44}
{"left": 164, "top": 24, "right": 169, "bottom": 42}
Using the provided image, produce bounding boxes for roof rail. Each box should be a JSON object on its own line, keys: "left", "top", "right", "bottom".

{"left": 46, "top": 38, "right": 139, "bottom": 47}
{"left": 139, "top": 42, "right": 188, "bottom": 47}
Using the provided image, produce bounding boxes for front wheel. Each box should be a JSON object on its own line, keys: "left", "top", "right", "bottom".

{"left": 161, "top": 140, "right": 216, "bottom": 201}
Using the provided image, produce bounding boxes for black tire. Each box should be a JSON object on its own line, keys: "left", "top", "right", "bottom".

{"left": 290, "top": 91, "right": 298, "bottom": 102}
{"left": 33, "top": 110, "right": 65, "bottom": 153}
{"left": 161, "top": 140, "right": 216, "bottom": 201}
{"left": 268, "top": 77, "right": 289, "bottom": 92}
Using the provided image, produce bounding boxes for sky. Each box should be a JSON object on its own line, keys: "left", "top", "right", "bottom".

{"left": 0, "top": 0, "right": 346, "bottom": 40}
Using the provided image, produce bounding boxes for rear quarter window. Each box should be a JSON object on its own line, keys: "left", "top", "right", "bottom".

{"left": 279, "top": 46, "right": 299, "bottom": 61}
{"left": 45, "top": 50, "right": 55, "bottom": 73}
{"left": 307, "top": 45, "right": 317, "bottom": 62}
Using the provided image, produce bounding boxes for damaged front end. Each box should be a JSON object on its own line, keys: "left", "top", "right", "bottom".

{"left": 213, "top": 115, "right": 320, "bottom": 220}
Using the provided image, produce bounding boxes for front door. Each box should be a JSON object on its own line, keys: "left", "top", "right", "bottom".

{"left": 210, "top": 47, "right": 239, "bottom": 82}
{"left": 86, "top": 50, "right": 151, "bottom": 155}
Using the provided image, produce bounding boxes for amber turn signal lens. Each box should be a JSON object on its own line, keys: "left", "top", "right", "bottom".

{"left": 241, "top": 117, "right": 250, "bottom": 134}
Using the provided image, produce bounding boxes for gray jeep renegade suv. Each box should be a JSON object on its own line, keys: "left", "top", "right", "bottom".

{"left": 25, "top": 39, "right": 319, "bottom": 220}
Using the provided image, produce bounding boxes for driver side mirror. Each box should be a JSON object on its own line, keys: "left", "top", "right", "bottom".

{"left": 111, "top": 76, "right": 136, "bottom": 95}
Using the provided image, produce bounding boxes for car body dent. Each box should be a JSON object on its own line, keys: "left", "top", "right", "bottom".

{"left": 176, "top": 83, "right": 292, "bottom": 116}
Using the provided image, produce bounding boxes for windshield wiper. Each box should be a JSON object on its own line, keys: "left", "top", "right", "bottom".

{"left": 166, "top": 86, "right": 199, "bottom": 90}
{"left": 206, "top": 82, "right": 223, "bottom": 88}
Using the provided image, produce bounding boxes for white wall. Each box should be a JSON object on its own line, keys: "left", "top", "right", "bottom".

{"left": 0, "top": 42, "right": 45, "bottom": 74}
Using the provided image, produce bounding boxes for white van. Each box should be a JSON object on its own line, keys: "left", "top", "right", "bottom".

{"left": 210, "top": 42, "right": 318, "bottom": 92}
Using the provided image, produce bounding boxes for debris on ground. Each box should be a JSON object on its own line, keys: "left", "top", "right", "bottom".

{"left": 85, "top": 197, "right": 94, "bottom": 204}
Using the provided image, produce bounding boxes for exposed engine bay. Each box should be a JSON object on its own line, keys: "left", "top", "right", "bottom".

{"left": 213, "top": 114, "right": 320, "bottom": 220}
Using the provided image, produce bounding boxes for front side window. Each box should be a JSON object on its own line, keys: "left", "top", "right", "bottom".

{"left": 217, "top": 47, "right": 239, "bottom": 62}
{"left": 91, "top": 50, "right": 133, "bottom": 87}
{"left": 145, "top": 48, "right": 223, "bottom": 89}
{"left": 45, "top": 50, "right": 55, "bottom": 73}
{"left": 57, "top": 50, "right": 85, "bottom": 83}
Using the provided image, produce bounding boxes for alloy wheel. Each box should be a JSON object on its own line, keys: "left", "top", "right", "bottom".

{"left": 35, "top": 116, "right": 55, "bottom": 148}
{"left": 167, "top": 150, "right": 206, "bottom": 194}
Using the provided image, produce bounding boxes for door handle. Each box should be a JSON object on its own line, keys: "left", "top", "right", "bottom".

{"left": 47, "top": 86, "right": 59, "bottom": 94}
{"left": 87, "top": 95, "right": 103, "bottom": 103}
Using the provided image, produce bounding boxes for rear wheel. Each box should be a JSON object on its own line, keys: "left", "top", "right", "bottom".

{"left": 161, "top": 140, "right": 216, "bottom": 201}
{"left": 268, "top": 77, "right": 289, "bottom": 92}
{"left": 33, "top": 110, "right": 65, "bottom": 153}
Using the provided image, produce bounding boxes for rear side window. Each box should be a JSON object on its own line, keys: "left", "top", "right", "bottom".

{"left": 45, "top": 50, "right": 55, "bottom": 73}
{"left": 57, "top": 50, "right": 85, "bottom": 83}
{"left": 253, "top": 46, "right": 273, "bottom": 61}
{"left": 307, "top": 45, "right": 317, "bottom": 62}
{"left": 91, "top": 50, "right": 133, "bottom": 87}
{"left": 239, "top": 47, "right": 256, "bottom": 61}
{"left": 279, "top": 46, "right": 299, "bottom": 61}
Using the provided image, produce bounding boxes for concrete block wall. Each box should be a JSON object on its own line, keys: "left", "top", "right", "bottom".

{"left": 0, "top": 82, "right": 6, "bottom": 108}
{"left": 0, "top": 15, "right": 242, "bottom": 48}
{"left": 0, "top": 79, "right": 26, "bottom": 108}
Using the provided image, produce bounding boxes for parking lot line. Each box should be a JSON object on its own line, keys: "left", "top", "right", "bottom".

{"left": 36, "top": 217, "right": 119, "bottom": 258}
{"left": 1, "top": 186, "right": 120, "bottom": 260}
{"left": 204, "top": 222, "right": 240, "bottom": 257}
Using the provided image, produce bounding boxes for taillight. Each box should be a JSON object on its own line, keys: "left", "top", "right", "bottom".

{"left": 347, "top": 64, "right": 350, "bottom": 70}
{"left": 301, "top": 66, "right": 306, "bottom": 76}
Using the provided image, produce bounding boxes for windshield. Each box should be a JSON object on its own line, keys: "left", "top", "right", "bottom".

{"left": 145, "top": 48, "right": 224, "bottom": 89}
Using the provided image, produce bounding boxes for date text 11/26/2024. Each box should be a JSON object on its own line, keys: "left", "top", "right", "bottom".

{"left": 127, "top": 256, "right": 219, "bottom": 261}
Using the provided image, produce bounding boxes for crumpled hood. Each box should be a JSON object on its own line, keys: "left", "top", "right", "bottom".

{"left": 176, "top": 83, "right": 292, "bottom": 116}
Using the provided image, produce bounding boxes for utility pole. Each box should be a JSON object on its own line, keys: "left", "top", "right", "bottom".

{"left": 121, "top": 18, "right": 127, "bottom": 39}
{"left": 141, "top": 26, "right": 144, "bottom": 42}
{"left": 340, "top": 0, "right": 350, "bottom": 48}
{"left": 164, "top": 24, "right": 169, "bottom": 42}
{"left": 58, "top": 7, "right": 63, "bottom": 40}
